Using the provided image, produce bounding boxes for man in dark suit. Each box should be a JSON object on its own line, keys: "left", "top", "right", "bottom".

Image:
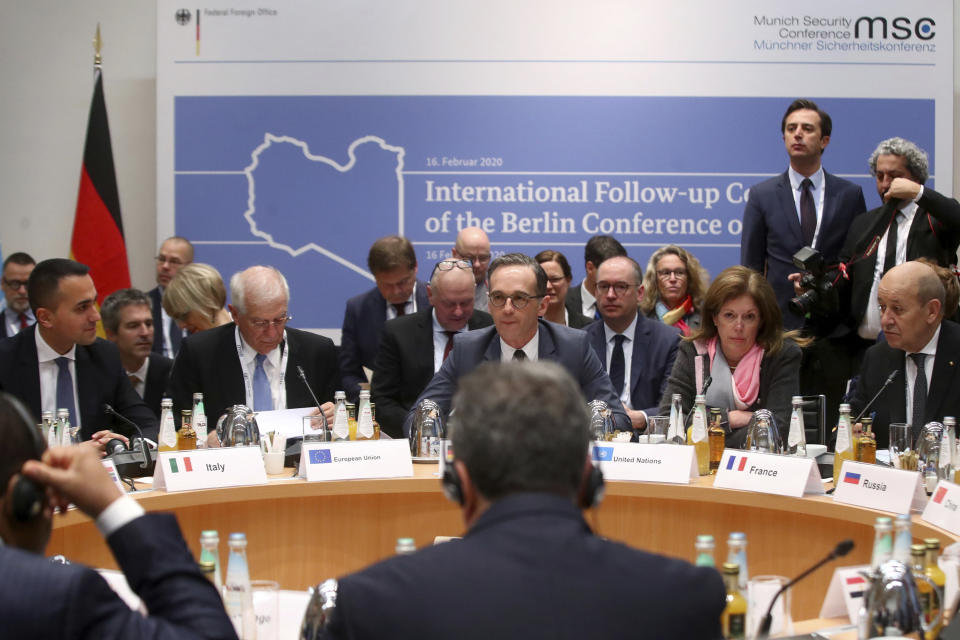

{"left": 1, "top": 252, "right": 36, "bottom": 337}
{"left": 340, "top": 236, "right": 430, "bottom": 402}
{"left": 372, "top": 259, "right": 493, "bottom": 438}
{"left": 451, "top": 226, "right": 492, "bottom": 312}
{"left": 405, "top": 253, "right": 630, "bottom": 435}
{"left": 322, "top": 361, "right": 725, "bottom": 640}
{"left": 565, "top": 235, "right": 626, "bottom": 321}
{"left": 741, "top": 98, "right": 866, "bottom": 330}
{"left": 0, "top": 259, "right": 158, "bottom": 442}
{"left": 586, "top": 256, "right": 679, "bottom": 432}
{"left": 850, "top": 261, "right": 960, "bottom": 449}
{"left": 0, "top": 392, "right": 236, "bottom": 639}
{"left": 102, "top": 288, "right": 173, "bottom": 419}
{"left": 167, "top": 265, "right": 341, "bottom": 425}
{"left": 149, "top": 236, "right": 192, "bottom": 358}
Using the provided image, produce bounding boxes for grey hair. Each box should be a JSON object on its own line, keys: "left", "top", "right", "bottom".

{"left": 229, "top": 265, "right": 290, "bottom": 314}
{"left": 101, "top": 288, "right": 152, "bottom": 334}
{"left": 868, "top": 137, "right": 929, "bottom": 184}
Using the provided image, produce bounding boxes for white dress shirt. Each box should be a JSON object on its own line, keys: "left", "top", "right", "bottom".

{"left": 579, "top": 282, "right": 597, "bottom": 318}
{"left": 3, "top": 307, "right": 34, "bottom": 337}
{"left": 905, "top": 325, "right": 938, "bottom": 424}
{"left": 237, "top": 333, "right": 285, "bottom": 410}
{"left": 35, "top": 329, "right": 82, "bottom": 427}
{"left": 385, "top": 282, "right": 420, "bottom": 321}
{"left": 500, "top": 330, "right": 540, "bottom": 362}
{"left": 603, "top": 314, "right": 638, "bottom": 410}
{"left": 432, "top": 310, "right": 466, "bottom": 373}
{"left": 788, "top": 166, "right": 826, "bottom": 247}
{"left": 125, "top": 358, "right": 150, "bottom": 399}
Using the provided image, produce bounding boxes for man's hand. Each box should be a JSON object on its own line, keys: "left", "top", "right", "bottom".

{"left": 309, "top": 402, "right": 336, "bottom": 425}
{"left": 627, "top": 409, "right": 647, "bottom": 431}
{"left": 20, "top": 446, "right": 123, "bottom": 519}
{"left": 884, "top": 178, "right": 922, "bottom": 202}
{"left": 728, "top": 410, "right": 753, "bottom": 430}
{"left": 787, "top": 272, "right": 806, "bottom": 296}
{"left": 89, "top": 430, "right": 130, "bottom": 456}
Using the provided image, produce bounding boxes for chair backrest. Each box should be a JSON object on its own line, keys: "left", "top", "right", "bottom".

{"left": 800, "top": 394, "right": 827, "bottom": 445}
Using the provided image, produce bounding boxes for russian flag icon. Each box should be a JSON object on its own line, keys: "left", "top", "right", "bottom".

{"left": 843, "top": 472, "right": 861, "bottom": 485}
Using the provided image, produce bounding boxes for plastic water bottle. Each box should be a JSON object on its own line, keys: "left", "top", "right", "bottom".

{"left": 224, "top": 532, "right": 256, "bottom": 639}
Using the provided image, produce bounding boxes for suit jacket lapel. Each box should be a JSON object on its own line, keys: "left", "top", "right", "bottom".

{"left": 777, "top": 172, "right": 804, "bottom": 247}
{"left": 417, "top": 311, "right": 436, "bottom": 373}
{"left": 538, "top": 322, "right": 558, "bottom": 362}
{"left": 75, "top": 344, "right": 97, "bottom": 430}
{"left": 482, "top": 330, "right": 502, "bottom": 362}
{"left": 629, "top": 316, "right": 647, "bottom": 397}
{"left": 818, "top": 173, "right": 837, "bottom": 249}
{"left": 18, "top": 328, "right": 43, "bottom": 417}
{"left": 888, "top": 350, "right": 908, "bottom": 424}
{"left": 926, "top": 326, "right": 960, "bottom": 422}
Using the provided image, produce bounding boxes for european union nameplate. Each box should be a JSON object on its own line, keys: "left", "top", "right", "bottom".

{"left": 713, "top": 450, "right": 823, "bottom": 497}
{"left": 153, "top": 446, "right": 267, "bottom": 492}
{"left": 832, "top": 460, "right": 926, "bottom": 513}
{"left": 922, "top": 479, "right": 960, "bottom": 534}
{"left": 591, "top": 442, "right": 697, "bottom": 484}
{"left": 300, "top": 440, "right": 413, "bottom": 482}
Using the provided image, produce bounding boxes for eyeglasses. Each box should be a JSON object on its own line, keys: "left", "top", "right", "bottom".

{"left": 656, "top": 269, "right": 688, "bottom": 280}
{"left": 546, "top": 276, "right": 567, "bottom": 285}
{"left": 458, "top": 252, "right": 491, "bottom": 264}
{"left": 488, "top": 292, "right": 543, "bottom": 309}
{"left": 431, "top": 259, "right": 472, "bottom": 277}
{"left": 155, "top": 255, "right": 185, "bottom": 267}
{"left": 596, "top": 281, "right": 639, "bottom": 297}
{"left": 247, "top": 315, "right": 291, "bottom": 330}
{"left": 2, "top": 278, "right": 28, "bottom": 290}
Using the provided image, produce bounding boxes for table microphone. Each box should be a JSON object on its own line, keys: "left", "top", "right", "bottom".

{"left": 754, "top": 539, "right": 854, "bottom": 640}
{"left": 297, "top": 366, "right": 327, "bottom": 418}
{"left": 103, "top": 403, "right": 155, "bottom": 473}
{"left": 853, "top": 370, "right": 899, "bottom": 423}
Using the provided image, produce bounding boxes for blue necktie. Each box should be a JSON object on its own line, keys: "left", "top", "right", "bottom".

{"left": 609, "top": 334, "right": 626, "bottom": 396}
{"left": 55, "top": 357, "right": 77, "bottom": 426}
{"left": 253, "top": 354, "right": 273, "bottom": 411}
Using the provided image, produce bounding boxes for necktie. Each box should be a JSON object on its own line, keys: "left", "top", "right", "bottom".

{"left": 392, "top": 303, "right": 407, "bottom": 317}
{"left": 169, "top": 317, "right": 183, "bottom": 354}
{"left": 253, "top": 354, "right": 273, "bottom": 411}
{"left": 128, "top": 374, "right": 142, "bottom": 397}
{"left": 609, "top": 334, "right": 626, "bottom": 396}
{"left": 883, "top": 211, "right": 901, "bottom": 275}
{"left": 18, "top": 312, "right": 28, "bottom": 329}
{"left": 443, "top": 331, "right": 457, "bottom": 361}
{"left": 910, "top": 352, "right": 927, "bottom": 437}
{"left": 800, "top": 178, "right": 817, "bottom": 247}
{"left": 512, "top": 349, "right": 527, "bottom": 362}
{"left": 55, "top": 357, "right": 77, "bottom": 427}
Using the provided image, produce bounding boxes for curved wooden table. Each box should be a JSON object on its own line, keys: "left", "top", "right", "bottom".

{"left": 48, "top": 465, "right": 958, "bottom": 620}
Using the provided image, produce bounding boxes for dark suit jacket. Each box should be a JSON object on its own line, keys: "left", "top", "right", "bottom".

{"left": 340, "top": 281, "right": 430, "bottom": 402}
{"left": 166, "top": 323, "right": 341, "bottom": 424}
{"left": 143, "top": 352, "right": 174, "bottom": 418}
{"left": 404, "top": 319, "right": 630, "bottom": 436}
{"left": 839, "top": 187, "right": 960, "bottom": 334}
{"left": 741, "top": 170, "right": 866, "bottom": 329}
{"left": 0, "top": 513, "right": 236, "bottom": 639}
{"left": 0, "top": 326, "right": 159, "bottom": 441}
{"left": 850, "top": 321, "right": 960, "bottom": 448}
{"left": 586, "top": 313, "right": 680, "bottom": 417}
{"left": 323, "top": 493, "right": 725, "bottom": 640}
{"left": 149, "top": 286, "right": 185, "bottom": 357}
{"left": 566, "top": 309, "right": 595, "bottom": 329}
{"left": 658, "top": 339, "right": 802, "bottom": 448}
{"left": 564, "top": 281, "right": 596, "bottom": 322}
{"left": 371, "top": 308, "right": 494, "bottom": 438}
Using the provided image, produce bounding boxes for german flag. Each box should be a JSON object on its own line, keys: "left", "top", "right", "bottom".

{"left": 71, "top": 66, "right": 130, "bottom": 320}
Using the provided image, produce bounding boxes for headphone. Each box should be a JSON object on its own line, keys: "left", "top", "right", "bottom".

{"left": 441, "top": 443, "right": 606, "bottom": 509}
{"left": 1, "top": 393, "right": 47, "bottom": 522}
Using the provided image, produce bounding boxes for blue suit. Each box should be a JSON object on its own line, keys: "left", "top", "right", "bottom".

{"left": 404, "top": 319, "right": 630, "bottom": 435}
{"left": 585, "top": 313, "right": 680, "bottom": 417}
{"left": 339, "top": 280, "right": 430, "bottom": 402}
{"left": 741, "top": 170, "right": 866, "bottom": 329}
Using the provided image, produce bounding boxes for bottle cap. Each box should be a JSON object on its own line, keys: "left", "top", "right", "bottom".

{"left": 696, "top": 534, "right": 714, "bottom": 544}
{"left": 911, "top": 543, "right": 926, "bottom": 556}
{"left": 924, "top": 538, "right": 940, "bottom": 550}
{"left": 721, "top": 562, "right": 740, "bottom": 575}
{"left": 728, "top": 532, "right": 746, "bottom": 542}
{"left": 229, "top": 532, "right": 247, "bottom": 542}
{"left": 201, "top": 530, "right": 219, "bottom": 539}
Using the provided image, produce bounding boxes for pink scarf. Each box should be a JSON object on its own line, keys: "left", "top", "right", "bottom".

{"left": 706, "top": 336, "right": 763, "bottom": 408}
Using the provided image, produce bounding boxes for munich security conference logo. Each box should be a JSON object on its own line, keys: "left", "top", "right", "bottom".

{"left": 309, "top": 449, "right": 333, "bottom": 465}
{"left": 175, "top": 9, "right": 192, "bottom": 26}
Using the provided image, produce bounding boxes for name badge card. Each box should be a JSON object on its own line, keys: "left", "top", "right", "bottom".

{"left": 833, "top": 460, "right": 926, "bottom": 514}
{"left": 713, "top": 450, "right": 824, "bottom": 497}
{"left": 591, "top": 443, "right": 697, "bottom": 484}
{"left": 300, "top": 440, "right": 413, "bottom": 482}
{"left": 100, "top": 459, "right": 126, "bottom": 492}
{"left": 818, "top": 565, "right": 870, "bottom": 623}
{"left": 153, "top": 446, "right": 267, "bottom": 492}
{"left": 922, "top": 479, "right": 960, "bottom": 534}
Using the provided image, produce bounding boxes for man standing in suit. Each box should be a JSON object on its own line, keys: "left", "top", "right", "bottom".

{"left": 565, "top": 235, "right": 627, "bottom": 321}
{"left": 586, "top": 256, "right": 679, "bottom": 432}
{"left": 340, "top": 236, "right": 430, "bottom": 402}
{"left": 149, "top": 236, "right": 192, "bottom": 358}
{"left": 451, "top": 226, "right": 492, "bottom": 311}
{"left": 322, "top": 362, "right": 725, "bottom": 640}
{"left": 101, "top": 289, "right": 172, "bottom": 419}
{"left": 405, "top": 253, "right": 630, "bottom": 435}
{"left": 372, "top": 259, "right": 493, "bottom": 438}
{"left": 850, "top": 261, "right": 960, "bottom": 448}
{"left": 0, "top": 259, "right": 158, "bottom": 442}
{"left": 167, "top": 265, "right": 341, "bottom": 425}
{"left": 1, "top": 252, "right": 36, "bottom": 337}
{"left": 0, "top": 393, "right": 237, "bottom": 639}
{"left": 741, "top": 98, "right": 866, "bottom": 330}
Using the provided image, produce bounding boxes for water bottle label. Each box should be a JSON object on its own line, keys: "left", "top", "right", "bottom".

{"left": 788, "top": 410, "right": 804, "bottom": 447}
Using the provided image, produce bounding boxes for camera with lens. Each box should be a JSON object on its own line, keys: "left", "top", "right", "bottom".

{"left": 789, "top": 246, "right": 838, "bottom": 318}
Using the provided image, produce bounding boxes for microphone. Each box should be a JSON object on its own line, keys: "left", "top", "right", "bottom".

{"left": 104, "top": 438, "right": 127, "bottom": 457}
{"left": 297, "top": 366, "right": 327, "bottom": 417}
{"left": 294, "top": 366, "right": 329, "bottom": 462}
{"left": 755, "top": 539, "right": 854, "bottom": 640}
{"left": 853, "top": 370, "right": 900, "bottom": 423}
{"left": 701, "top": 375, "right": 713, "bottom": 397}
{"left": 103, "top": 403, "right": 156, "bottom": 476}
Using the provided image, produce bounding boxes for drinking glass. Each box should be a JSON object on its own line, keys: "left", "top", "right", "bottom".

{"left": 647, "top": 416, "right": 670, "bottom": 444}
{"left": 748, "top": 575, "right": 792, "bottom": 638}
{"left": 303, "top": 414, "right": 329, "bottom": 444}
{"left": 889, "top": 423, "right": 916, "bottom": 470}
{"left": 251, "top": 580, "right": 279, "bottom": 640}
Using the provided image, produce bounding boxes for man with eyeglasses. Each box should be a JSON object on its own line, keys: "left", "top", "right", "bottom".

{"left": 451, "top": 227, "right": 492, "bottom": 311}
{"left": 167, "top": 266, "right": 341, "bottom": 426}
{"left": 372, "top": 259, "right": 493, "bottom": 438}
{"left": 565, "top": 235, "right": 627, "bottom": 321}
{"left": 586, "top": 256, "right": 680, "bottom": 433}
{"left": 1, "top": 252, "right": 36, "bottom": 337}
{"left": 404, "top": 253, "right": 629, "bottom": 436}
{"left": 148, "top": 237, "right": 193, "bottom": 358}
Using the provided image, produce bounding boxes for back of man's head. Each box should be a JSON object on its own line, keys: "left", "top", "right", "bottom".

{"left": 451, "top": 361, "right": 590, "bottom": 501}
{"left": 28, "top": 259, "right": 89, "bottom": 313}
{"left": 583, "top": 235, "right": 626, "bottom": 269}
{"left": 0, "top": 392, "right": 43, "bottom": 513}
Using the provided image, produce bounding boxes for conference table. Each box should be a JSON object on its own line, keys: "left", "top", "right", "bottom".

{"left": 48, "top": 463, "right": 960, "bottom": 623}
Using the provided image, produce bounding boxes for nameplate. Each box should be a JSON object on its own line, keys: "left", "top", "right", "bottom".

{"left": 922, "top": 479, "right": 960, "bottom": 535}
{"left": 100, "top": 459, "right": 126, "bottom": 492}
{"left": 153, "top": 446, "right": 267, "bottom": 492}
{"left": 713, "top": 450, "right": 824, "bottom": 497}
{"left": 818, "top": 565, "right": 870, "bottom": 623}
{"left": 591, "top": 442, "right": 697, "bottom": 484}
{"left": 832, "top": 460, "right": 926, "bottom": 514}
{"left": 299, "top": 440, "right": 413, "bottom": 482}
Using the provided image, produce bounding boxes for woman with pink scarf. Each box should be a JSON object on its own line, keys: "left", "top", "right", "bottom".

{"left": 657, "top": 266, "right": 807, "bottom": 448}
